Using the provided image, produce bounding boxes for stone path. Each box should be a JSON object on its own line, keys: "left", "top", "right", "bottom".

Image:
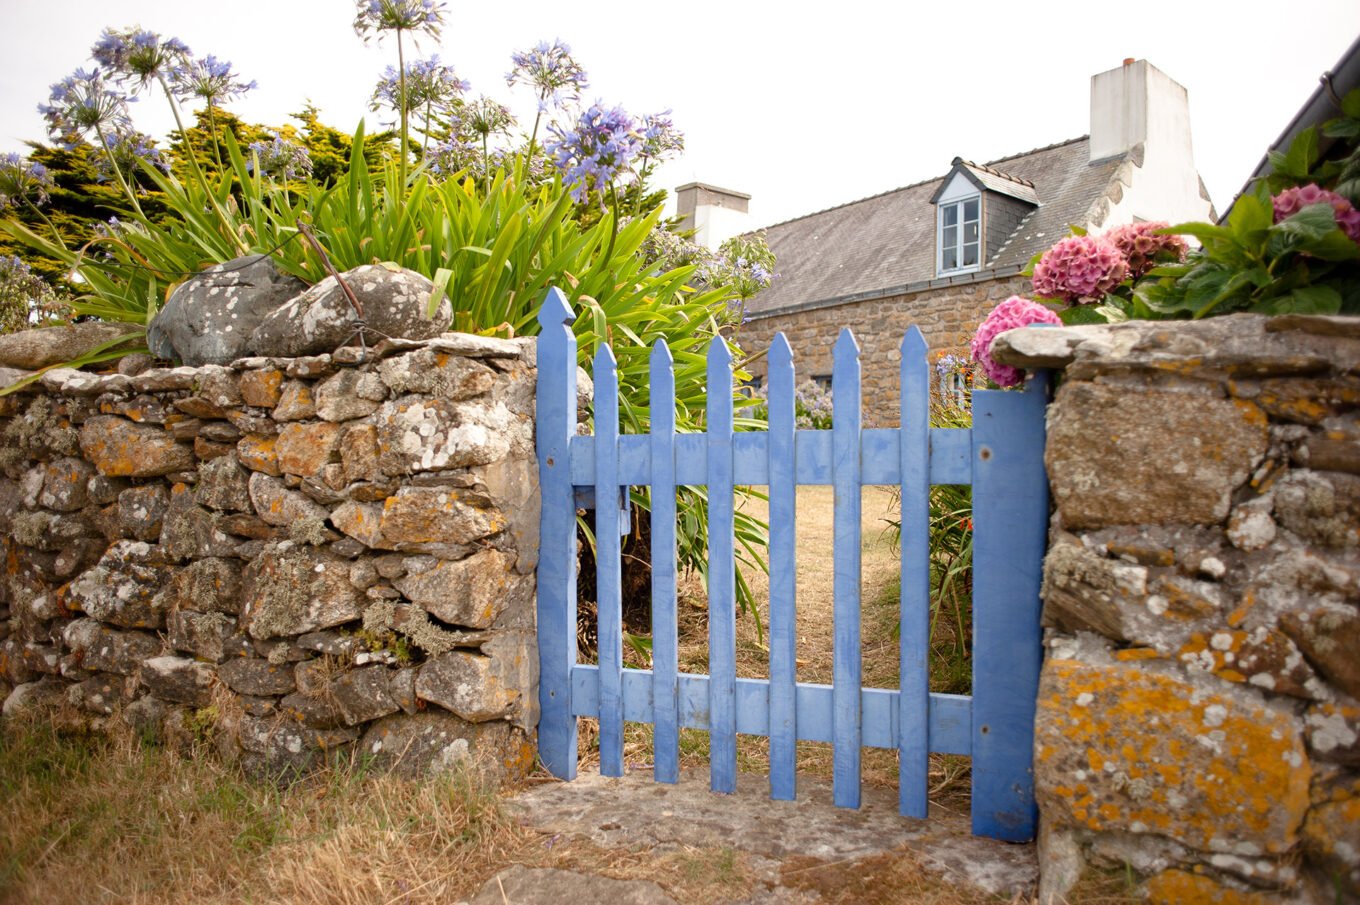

{"left": 464, "top": 767, "right": 1037, "bottom": 903}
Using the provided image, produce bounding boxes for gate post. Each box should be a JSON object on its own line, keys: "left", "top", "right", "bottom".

{"left": 970, "top": 370, "right": 1050, "bottom": 841}
{"left": 536, "top": 288, "right": 579, "bottom": 780}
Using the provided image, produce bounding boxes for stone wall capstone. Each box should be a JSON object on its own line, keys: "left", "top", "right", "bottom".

{"left": 993, "top": 314, "right": 1360, "bottom": 904}
{"left": 0, "top": 329, "right": 543, "bottom": 782}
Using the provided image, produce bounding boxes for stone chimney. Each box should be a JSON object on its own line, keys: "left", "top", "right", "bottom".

{"left": 1089, "top": 59, "right": 1193, "bottom": 163}
{"left": 675, "top": 182, "right": 751, "bottom": 250}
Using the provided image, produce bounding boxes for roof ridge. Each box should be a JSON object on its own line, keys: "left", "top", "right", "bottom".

{"left": 984, "top": 134, "right": 1089, "bottom": 168}
{"left": 959, "top": 159, "right": 1035, "bottom": 189}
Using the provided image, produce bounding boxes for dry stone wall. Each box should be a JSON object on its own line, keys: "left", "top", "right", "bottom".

{"left": 993, "top": 315, "right": 1360, "bottom": 904}
{"left": 0, "top": 330, "right": 542, "bottom": 781}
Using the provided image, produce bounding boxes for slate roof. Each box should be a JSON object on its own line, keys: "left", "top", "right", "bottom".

{"left": 748, "top": 136, "right": 1128, "bottom": 317}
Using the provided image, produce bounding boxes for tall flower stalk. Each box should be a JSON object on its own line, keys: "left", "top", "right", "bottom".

{"left": 354, "top": 0, "right": 447, "bottom": 192}
{"left": 507, "top": 40, "right": 588, "bottom": 164}
{"left": 38, "top": 67, "right": 146, "bottom": 218}
{"left": 170, "top": 54, "right": 256, "bottom": 169}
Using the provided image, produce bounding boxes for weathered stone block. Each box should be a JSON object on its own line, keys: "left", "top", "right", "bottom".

{"left": 359, "top": 711, "right": 534, "bottom": 780}
{"left": 162, "top": 483, "right": 237, "bottom": 561}
{"left": 116, "top": 485, "right": 170, "bottom": 542}
{"left": 272, "top": 380, "right": 316, "bottom": 421}
{"left": 314, "top": 369, "right": 385, "bottom": 422}
{"left": 236, "top": 434, "right": 281, "bottom": 476}
{"left": 1046, "top": 384, "right": 1268, "bottom": 529}
{"left": 1273, "top": 470, "right": 1360, "bottom": 548}
{"left": 394, "top": 550, "right": 528, "bottom": 628}
{"left": 65, "top": 541, "right": 173, "bottom": 629}
{"left": 38, "top": 456, "right": 92, "bottom": 511}
{"left": 1302, "top": 779, "right": 1360, "bottom": 898}
{"left": 373, "top": 398, "right": 514, "bottom": 475}
{"left": 166, "top": 610, "right": 243, "bottom": 663}
{"left": 376, "top": 349, "right": 497, "bottom": 398}
{"left": 79, "top": 416, "right": 195, "bottom": 477}
{"left": 217, "top": 657, "right": 296, "bottom": 696}
{"left": 238, "top": 368, "right": 284, "bottom": 408}
{"left": 62, "top": 619, "right": 161, "bottom": 676}
{"left": 140, "top": 656, "right": 214, "bottom": 706}
{"left": 1035, "top": 658, "right": 1309, "bottom": 856}
{"left": 1305, "top": 699, "right": 1360, "bottom": 766}
{"left": 196, "top": 454, "right": 252, "bottom": 511}
{"left": 330, "top": 666, "right": 400, "bottom": 725}
{"left": 274, "top": 422, "right": 340, "bottom": 477}
{"left": 240, "top": 545, "right": 364, "bottom": 639}
{"left": 248, "top": 471, "right": 329, "bottom": 527}
{"left": 1280, "top": 603, "right": 1360, "bottom": 699}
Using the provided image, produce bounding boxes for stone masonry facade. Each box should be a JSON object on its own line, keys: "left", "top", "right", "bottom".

{"left": 0, "top": 332, "right": 542, "bottom": 781}
{"left": 994, "top": 315, "right": 1360, "bottom": 904}
{"left": 740, "top": 273, "right": 1027, "bottom": 426}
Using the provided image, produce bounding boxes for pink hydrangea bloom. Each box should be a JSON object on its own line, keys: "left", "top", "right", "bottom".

{"left": 1272, "top": 184, "right": 1360, "bottom": 242}
{"left": 969, "top": 295, "right": 1061, "bottom": 388}
{"left": 1031, "top": 234, "right": 1128, "bottom": 303}
{"left": 1103, "top": 221, "right": 1188, "bottom": 279}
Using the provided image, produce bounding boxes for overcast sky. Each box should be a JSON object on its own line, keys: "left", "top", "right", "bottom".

{"left": 3, "top": 1, "right": 1359, "bottom": 229}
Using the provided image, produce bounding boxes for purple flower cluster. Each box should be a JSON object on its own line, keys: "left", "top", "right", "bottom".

{"left": 353, "top": 0, "right": 447, "bottom": 42}
{"left": 371, "top": 56, "right": 469, "bottom": 116}
{"left": 1103, "top": 221, "right": 1188, "bottom": 279}
{"left": 91, "top": 28, "right": 191, "bottom": 92}
{"left": 1031, "top": 234, "right": 1128, "bottom": 303}
{"left": 171, "top": 54, "right": 256, "bottom": 106}
{"left": 39, "top": 68, "right": 133, "bottom": 146}
{"left": 1272, "top": 183, "right": 1360, "bottom": 243}
{"left": 247, "top": 133, "right": 313, "bottom": 181}
{"left": 423, "top": 137, "right": 477, "bottom": 176}
{"left": 546, "top": 102, "right": 643, "bottom": 202}
{"left": 640, "top": 110, "right": 684, "bottom": 161}
{"left": 969, "top": 295, "right": 1060, "bottom": 388}
{"left": 461, "top": 96, "right": 515, "bottom": 139}
{"left": 0, "top": 153, "right": 53, "bottom": 210}
{"left": 507, "top": 40, "right": 588, "bottom": 110}
{"left": 95, "top": 129, "right": 170, "bottom": 181}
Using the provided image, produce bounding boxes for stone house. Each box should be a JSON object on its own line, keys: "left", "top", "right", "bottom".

{"left": 697, "top": 60, "right": 1217, "bottom": 426}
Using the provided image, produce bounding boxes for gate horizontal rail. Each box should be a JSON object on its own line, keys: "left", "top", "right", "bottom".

{"left": 534, "top": 287, "right": 1049, "bottom": 842}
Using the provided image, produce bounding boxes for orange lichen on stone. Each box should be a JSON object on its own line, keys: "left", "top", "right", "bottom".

{"left": 1115, "top": 647, "right": 1162, "bottom": 662}
{"left": 1034, "top": 658, "right": 1310, "bottom": 855}
{"left": 237, "top": 434, "right": 280, "bottom": 477}
{"left": 275, "top": 422, "right": 341, "bottom": 477}
{"left": 239, "top": 368, "right": 284, "bottom": 408}
{"left": 1142, "top": 869, "right": 1277, "bottom": 904}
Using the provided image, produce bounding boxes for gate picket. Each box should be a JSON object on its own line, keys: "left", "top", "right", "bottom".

{"left": 593, "top": 344, "right": 624, "bottom": 778}
{"left": 898, "top": 327, "right": 931, "bottom": 818}
{"left": 534, "top": 291, "right": 1049, "bottom": 841}
{"left": 650, "top": 341, "right": 680, "bottom": 784}
{"left": 767, "top": 334, "right": 798, "bottom": 801}
{"left": 831, "top": 329, "right": 863, "bottom": 809}
{"left": 706, "top": 338, "right": 737, "bottom": 795}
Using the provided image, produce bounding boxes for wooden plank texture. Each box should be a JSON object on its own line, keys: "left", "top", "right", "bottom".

{"left": 707, "top": 338, "right": 737, "bottom": 794}
{"left": 534, "top": 288, "right": 579, "bottom": 780}
{"left": 831, "top": 328, "right": 862, "bottom": 809}
{"left": 650, "top": 341, "right": 680, "bottom": 784}
{"left": 767, "top": 333, "right": 798, "bottom": 801}
{"left": 898, "top": 327, "right": 930, "bottom": 818}
{"left": 593, "top": 343, "right": 624, "bottom": 777}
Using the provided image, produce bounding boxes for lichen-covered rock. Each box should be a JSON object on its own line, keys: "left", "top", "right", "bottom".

{"left": 166, "top": 610, "right": 244, "bottom": 663}
{"left": 38, "top": 456, "right": 92, "bottom": 511}
{"left": 147, "top": 255, "right": 307, "bottom": 366}
{"left": 1046, "top": 384, "right": 1269, "bottom": 529}
{"left": 329, "top": 666, "right": 400, "bottom": 725}
{"left": 116, "top": 484, "right": 170, "bottom": 541}
{"left": 274, "top": 422, "right": 340, "bottom": 477}
{"left": 1174, "top": 627, "right": 1318, "bottom": 699}
{"left": 240, "top": 545, "right": 364, "bottom": 639}
{"left": 272, "top": 380, "right": 316, "bottom": 421}
{"left": 1035, "top": 657, "right": 1310, "bottom": 857}
{"left": 196, "top": 454, "right": 252, "bottom": 511}
{"left": 228, "top": 712, "right": 358, "bottom": 776}
{"left": 217, "top": 657, "right": 296, "bottom": 696}
{"left": 376, "top": 348, "right": 497, "bottom": 398}
{"left": 340, "top": 423, "right": 381, "bottom": 484}
{"left": 415, "top": 631, "right": 534, "bottom": 725}
{"left": 79, "top": 416, "right": 195, "bottom": 477}
{"left": 162, "top": 483, "right": 237, "bottom": 561}
{"left": 0, "top": 322, "right": 140, "bottom": 370}
{"left": 249, "top": 264, "right": 451, "bottom": 358}
{"left": 247, "top": 472, "right": 328, "bottom": 527}
{"left": 65, "top": 541, "right": 174, "bottom": 629}
{"left": 1, "top": 679, "right": 66, "bottom": 719}
{"left": 394, "top": 550, "right": 529, "bottom": 628}
{"left": 238, "top": 367, "right": 284, "bottom": 408}
{"left": 1301, "top": 779, "right": 1360, "bottom": 898}
{"left": 154, "top": 556, "right": 241, "bottom": 615}
{"left": 373, "top": 397, "right": 516, "bottom": 475}
{"left": 1280, "top": 603, "right": 1360, "bottom": 699}
{"left": 67, "top": 672, "right": 136, "bottom": 715}
{"left": 1305, "top": 699, "right": 1360, "bottom": 766}
{"left": 62, "top": 619, "right": 161, "bottom": 675}
{"left": 1273, "top": 469, "right": 1360, "bottom": 547}
{"left": 140, "top": 655, "right": 213, "bottom": 706}
{"left": 236, "top": 434, "right": 280, "bottom": 476}
{"left": 378, "top": 486, "right": 505, "bottom": 547}
{"left": 1141, "top": 869, "right": 1278, "bottom": 904}
{"left": 314, "top": 369, "right": 385, "bottom": 422}
{"left": 359, "top": 710, "right": 534, "bottom": 780}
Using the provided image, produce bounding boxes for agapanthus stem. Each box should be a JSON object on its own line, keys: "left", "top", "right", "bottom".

{"left": 23, "top": 198, "right": 65, "bottom": 247}
{"left": 604, "top": 182, "right": 620, "bottom": 266}
{"left": 157, "top": 75, "right": 244, "bottom": 253}
{"left": 92, "top": 123, "right": 146, "bottom": 219}
{"left": 206, "top": 102, "right": 224, "bottom": 172}
{"left": 526, "top": 96, "right": 544, "bottom": 170}
{"left": 397, "top": 31, "right": 409, "bottom": 192}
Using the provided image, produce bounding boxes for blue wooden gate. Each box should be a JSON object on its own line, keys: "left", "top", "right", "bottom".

{"left": 534, "top": 288, "right": 1049, "bottom": 842}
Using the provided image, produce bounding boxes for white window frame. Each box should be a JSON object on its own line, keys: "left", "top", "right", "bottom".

{"left": 935, "top": 172, "right": 982, "bottom": 276}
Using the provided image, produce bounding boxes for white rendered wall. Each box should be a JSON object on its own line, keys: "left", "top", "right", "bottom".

{"left": 693, "top": 204, "right": 749, "bottom": 251}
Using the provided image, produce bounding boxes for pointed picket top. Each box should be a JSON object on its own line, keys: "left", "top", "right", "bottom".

{"left": 537, "top": 287, "right": 575, "bottom": 329}
{"left": 770, "top": 332, "right": 793, "bottom": 368}
{"left": 900, "top": 325, "right": 927, "bottom": 359}
{"left": 593, "top": 340, "right": 618, "bottom": 372}
{"left": 707, "top": 334, "right": 733, "bottom": 367}
{"left": 650, "top": 337, "right": 674, "bottom": 368}
{"left": 834, "top": 327, "right": 860, "bottom": 359}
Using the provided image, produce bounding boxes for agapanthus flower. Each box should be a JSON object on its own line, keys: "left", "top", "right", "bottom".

{"left": 1031, "top": 234, "right": 1128, "bottom": 303}
{"left": 171, "top": 54, "right": 256, "bottom": 106}
{"left": 0, "top": 255, "right": 70, "bottom": 333}
{"left": 353, "top": 0, "right": 447, "bottom": 42}
{"left": 247, "top": 133, "right": 313, "bottom": 180}
{"left": 546, "top": 102, "right": 643, "bottom": 203}
{"left": 39, "top": 68, "right": 134, "bottom": 146}
{"left": 94, "top": 129, "right": 170, "bottom": 182}
{"left": 0, "top": 153, "right": 53, "bottom": 210}
{"left": 92, "top": 28, "right": 192, "bottom": 92}
{"left": 506, "top": 39, "right": 588, "bottom": 109}
{"left": 1102, "top": 221, "right": 1188, "bottom": 279}
{"left": 1272, "top": 183, "right": 1360, "bottom": 243}
{"left": 423, "top": 137, "right": 475, "bottom": 176}
{"left": 370, "top": 56, "right": 469, "bottom": 117}
{"left": 461, "top": 96, "right": 516, "bottom": 140}
{"left": 969, "top": 296, "right": 1061, "bottom": 388}
{"left": 640, "top": 110, "right": 684, "bottom": 161}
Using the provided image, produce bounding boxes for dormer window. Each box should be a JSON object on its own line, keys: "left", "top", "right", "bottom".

{"left": 939, "top": 197, "right": 981, "bottom": 274}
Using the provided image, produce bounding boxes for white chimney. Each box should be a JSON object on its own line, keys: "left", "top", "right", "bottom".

{"left": 1089, "top": 59, "right": 1193, "bottom": 163}
{"left": 675, "top": 182, "right": 751, "bottom": 250}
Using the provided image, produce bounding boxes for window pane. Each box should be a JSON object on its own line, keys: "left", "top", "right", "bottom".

{"left": 942, "top": 205, "right": 958, "bottom": 227}
{"left": 964, "top": 198, "right": 979, "bottom": 221}
{"left": 942, "top": 225, "right": 956, "bottom": 249}
{"left": 963, "top": 243, "right": 978, "bottom": 267}
{"left": 964, "top": 221, "right": 979, "bottom": 243}
{"left": 943, "top": 248, "right": 958, "bottom": 270}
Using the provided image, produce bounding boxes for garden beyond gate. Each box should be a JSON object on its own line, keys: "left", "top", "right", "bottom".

{"left": 534, "top": 289, "right": 1050, "bottom": 842}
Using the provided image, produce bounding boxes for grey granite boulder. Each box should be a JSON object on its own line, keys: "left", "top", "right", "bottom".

{"left": 146, "top": 255, "right": 306, "bottom": 366}
{"left": 248, "top": 264, "right": 451, "bottom": 358}
{"left": 0, "top": 322, "right": 141, "bottom": 370}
